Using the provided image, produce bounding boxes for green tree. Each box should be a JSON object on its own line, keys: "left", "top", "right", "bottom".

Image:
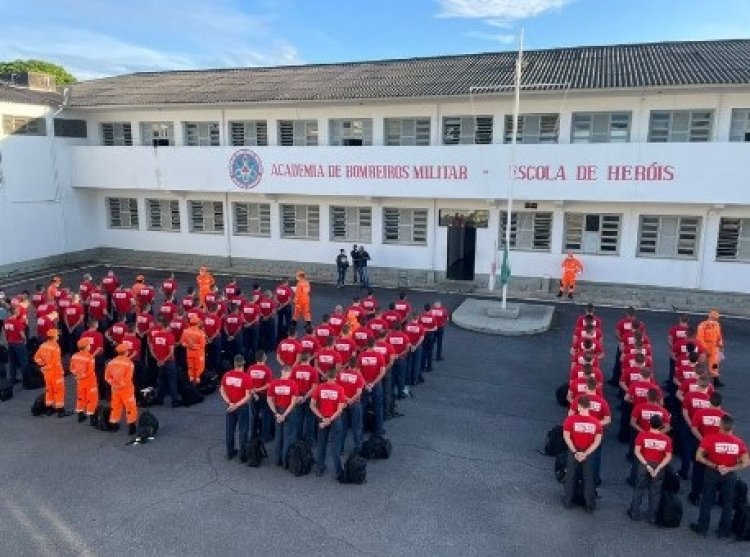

{"left": 0, "top": 59, "right": 77, "bottom": 85}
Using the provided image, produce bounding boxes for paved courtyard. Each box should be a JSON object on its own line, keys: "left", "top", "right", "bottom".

{"left": 1, "top": 266, "right": 749, "bottom": 556}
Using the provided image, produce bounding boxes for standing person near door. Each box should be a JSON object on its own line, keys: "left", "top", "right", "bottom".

{"left": 357, "top": 246, "right": 371, "bottom": 288}
{"left": 335, "top": 249, "right": 349, "bottom": 288}
{"left": 350, "top": 244, "right": 360, "bottom": 284}
{"left": 558, "top": 252, "right": 584, "bottom": 299}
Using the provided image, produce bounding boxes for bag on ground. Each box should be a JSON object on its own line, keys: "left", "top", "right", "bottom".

{"left": 197, "top": 371, "right": 219, "bottom": 395}
{"left": 733, "top": 505, "right": 750, "bottom": 541}
{"left": 287, "top": 439, "right": 314, "bottom": 476}
{"left": 134, "top": 411, "right": 159, "bottom": 443}
{"left": 360, "top": 435, "right": 392, "bottom": 460}
{"left": 94, "top": 403, "right": 111, "bottom": 431}
{"left": 544, "top": 425, "right": 566, "bottom": 456}
{"left": 178, "top": 379, "right": 205, "bottom": 407}
{"left": 661, "top": 465, "right": 680, "bottom": 494}
{"left": 656, "top": 492, "right": 683, "bottom": 528}
{"left": 555, "top": 383, "right": 569, "bottom": 407}
{"left": 339, "top": 454, "right": 367, "bottom": 485}
{"left": 554, "top": 452, "right": 567, "bottom": 483}
{"left": 243, "top": 437, "right": 267, "bottom": 467}
{"left": 0, "top": 379, "right": 13, "bottom": 402}
{"left": 31, "top": 394, "right": 47, "bottom": 416}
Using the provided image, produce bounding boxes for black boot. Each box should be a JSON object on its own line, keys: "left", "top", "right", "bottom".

{"left": 57, "top": 408, "right": 72, "bottom": 418}
{"left": 89, "top": 415, "right": 97, "bottom": 427}
{"left": 110, "top": 422, "right": 120, "bottom": 432}
{"left": 46, "top": 406, "right": 56, "bottom": 416}
{"left": 77, "top": 412, "right": 86, "bottom": 423}
{"left": 128, "top": 423, "right": 137, "bottom": 435}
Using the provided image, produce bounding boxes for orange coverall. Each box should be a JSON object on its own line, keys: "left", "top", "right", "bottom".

{"left": 696, "top": 319, "right": 724, "bottom": 377}
{"left": 559, "top": 256, "right": 584, "bottom": 295}
{"left": 181, "top": 325, "right": 207, "bottom": 383}
{"left": 34, "top": 340, "right": 65, "bottom": 408}
{"left": 196, "top": 271, "right": 215, "bottom": 307}
{"left": 294, "top": 278, "right": 311, "bottom": 322}
{"left": 70, "top": 350, "right": 98, "bottom": 415}
{"left": 105, "top": 356, "right": 138, "bottom": 425}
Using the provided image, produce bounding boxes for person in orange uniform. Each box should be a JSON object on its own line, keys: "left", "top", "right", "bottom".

{"left": 106, "top": 344, "right": 138, "bottom": 434}
{"left": 182, "top": 315, "right": 207, "bottom": 385}
{"left": 293, "top": 270, "right": 312, "bottom": 328}
{"left": 33, "top": 328, "right": 70, "bottom": 417}
{"left": 558, "top": 251, "right": 584, "bottom": 299}
{"left": 696, "top": 310, "right": 724, "bottom": 387}
{"left": 70, "top": 338, "right": 98, "bottom": 424}
{"left": 196, "top": 266, "right": 215, "bottom": 308}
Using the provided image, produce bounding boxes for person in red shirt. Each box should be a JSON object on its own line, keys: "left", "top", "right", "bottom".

{"left": 30, "top": 284, "right": 45, "bottom": 311}
{"left": 274, "top": 278, "right": 294, "bottom": 340}
{"left": 403, "top": 316, "right": 425, "bottom": 386}
{"left": 575, "top": 303, "right": 603, "bottom": 332}
{"left": 381, "top": 303, "right": 401, "bottom": 331}
{"left": 240, "top": 297, "right": 260, "bottom": 362}
{"left": 570, "top": 377, "right": 611, "bottom": 488}
{"left": 336, "top": 358, "right": 366, "bottom": 454}
{"left": 352, "top": 323, "right": 373, "bottom": 351}
{"left": 417, "top": 304, "right": 437, "bottom": 374}
{"left": 627, "top": 387, "right": 670, "bottom": 480}
{"left": 101, "top": 269, "right": 119, "bottom": 310}
{"left": 620, "top": 367, "right": 659, "bottom": 443}
{"left": 181, "top": 287, "right": 197, "bottom": 314}
{"left": 628, "top": 414, "right": 673, "bottom": 524}
{"left": 268, "top": 365, "right": 300, "bottom": 467}
{"left": 80, "top": 319, "right": 105, "bottom": 386}
{"left": 367, "top": 312, "right": 388, "bottom": 336}
{"left": 223, "top": 278, "right": 241, "bottom": 301}
{"left": 562, "top": 396, "right": 603, "bottom": 512}
{"left": 122, "top": 320, "right": 143, "bottom": 386}
{"left": 687, "top": 391, "right": 727, "bottom": 506}
{"left": 567, "top": 367, "right": 603, "bottom": 403}
{"left": 202, "top": 305, "right": 223, "bottom": 374}
{"left": 290, "top": 352, "right": 319, "bottom": 443}
{"left": 3, "top": 307, "right": 27, "bottom": 384}
{"left": 62, "top": 294, "right": 85, "bottom": 355}
{"left": 361, "top": 289, "right": 378, "bottom": 318}
{"left": 158, "top": 297, "right": 179, "bottom": 322}
{"left": 315, "top": 336, "right": 342, "bottom": 379}
{"left": 276, "top": 326, "right": 303, "bottom": 368}
{"left": 87, "top": 290, "right": 108, "bottom": 330}
{"left": 310, "top": 369, "right": 347, "bottom": 479}
{"left": 609, "top": 306, "right": 636, "bottom": 386}
{"left": 386, "top": 322, "right": 411, "bottom": 406}
{"left": 394, "top": 292, "right": 411, "bottom": 324}
{"left": 358, "top": 338, "right": 387, "bottom": 435}
{"left": 79, "top": 273, "right": 95, "bottom": 305}
{"left": 135, "top": 282, "right": 156, "bottom": 313}
{"left": 151, "top": 318, "right": 180, "bottom": 407}
{"left": 221, "top": 304, "right": 243, "bottom": 362}
{"left": 134, "top": 305, "right": 155, "bottom": 363}
{"left": 666, "top": 314, "right": 689, "bottom": 388}
{"left": 328, "top": 307, "right": 345, "bottom": 337}
{"left": 691, "top": 415, "right": 750, "bottom": 537}
{"left": 106, "top": 314, "right": 128, "bottom": 358}
{"left": 313, "top": 316, "right": 335, "bottom": 346}
{"left": 334, "top": 326, "right": 357, "bottom": 364}
{"left": 257, "top": 290, "right": 277, "bottom": 352}
{"left": 430, "top": 301, "right": 450, "bottom": 361}
{"left": 246, "top": 350, "right": 273, "bottom": 441}
{"left": 112, "top": 286, "right": 134, "bottom": 323}
{"left": 161, "top": 273, "right": 178, "bottom": 300}
{"left": 220, "top": 355, "right": 252, "bottom": 460}
{"left": 299, "top": 324, "right": 320, "bottom": 356}
{"left": 679, "top": 373, "right": 712, "bottom": 479}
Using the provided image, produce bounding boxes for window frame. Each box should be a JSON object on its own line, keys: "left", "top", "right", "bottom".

{"left": 330, "top": 206, "right": 373, "bottom": 242}
{"left": 278, "top": 119, "right": 318, "bottom": 146}
{"left": 141, "top": 121, "right": 175, "bottom": 147}
{"left": 232, "top": 202, "right": 272, "bottom": 237}
{"left": 442, "top": 115, "right": 493, "bottom": 145}
{"left": 188, "top": 200, "right": 225, "bottom": 234}
{"left": 106, "top": 197, "right": 139, "bottom": 230}
{"left": 647, "top": 110, "right": 714, "bottom": 143}
{"left": 228, "top": 120, "right": 268, "bottom": 146}
{"left": 563, "top": 212, "right": 621, "bottom": 255}
{"left": 503, "top": 113, "right": 560, "bottom": 144}
{"left": 636, "top": 215, "right": 701, "bottom": 259}
{"left": 2, "top": 115, "right": 46, "bottom": 136}
{"left": 716, "top": 218, "right": 750, "bottom": 262}
{"left": 499, "top": 211, "right": 553, "bottom": 252}
{"left": 328, "top": 118, "right": 373, "bottom": 146}
{"left": 382, "top": 207, "right": 429, "bottom": 245}
{"left": 280, "top": 204, "right": 320, "bottom": 240}
{"left": 729, "top": 109, "right": 750, "bottom": 142}
{"left": 183, "top": 121, "right": 220, "bottom": 146}
{"left": 53, "top": 118, "right": 87, "bottom": 138}
{"left": 570, "top": 112, "right": 631, "bottom": 143}
{"left": 145, "top": 198, "right": 181, "bottom": 232}
{"left": 384, "top": 117, "right": 431, "bottom": 146}
{"left": 100, "top": 122, "right": 133, "bottom": 146}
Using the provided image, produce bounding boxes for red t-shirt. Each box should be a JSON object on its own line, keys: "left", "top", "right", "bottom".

{"left": 627, "top": 380, "right": 661, "bottom": 407}
{"left": 404, "top": 321, "right": 425, "bottom": 345}
{"left": 373, "top": 340, "right": 395, "bottom": 364}
{"left": 361, "top": 297, "right": 378, "bottom": 314}
{"left": 63, "top": 303, "right": 84, "bottom": 328}
{"left": 352, "top": 327, "right": 373, "bottom": 349}
{"left": 569, "top": 377, "right": 603, "bottom": 398}
{"left": 222, "top": 369, "right": 252, "bottom": 403}
{"left": 203, "top": 313, "right": 222, "bottom": 339}
{"left": 382, "top": 310, "right": 401, "bottom": 329}
{"left": 151, "top": 330, "right": 175, "bottom": 362}
{"left": 136, "top": 286, "right": 156, "bottom": 307}
{"left": 57, "top": 296, "right": 71, "bottom": 313}
{"left": 314, "top": 324, "right": 335, "bottom": 343}
{"left": 615, "top": 317, "right": 636, "bottom": 338}
{"left": 274, "top": 285, "right": 294, "bottom": 305}
{"left": 246, "top": 363, "right": 272, "bottom": 391}
{"left": 621, "top": 367, "right": 650, "bottom": 388}
{"left": 571, "top": 394, "right": 610, "bottom": 423}
{"left": 88, "top": 294, "right": 108, "bottom": 320}
{"left": 181, "top": 296, "right": 196, "bottom": 311}
{"left": 418, "top": 312, "right": 437, "bottom": 332}
{"left": 683, "top": 390, "right": 712, "bottom": 420}
{"left": 223, "top": 314, "right": 243, "bottom": 337}
{"left": 563, "top": 414, "right": 602, "bottom": 451}
{"left": 224, "top": 283, "right": 240, "bottom": 300}
{"left": 312, "top": 382, "right": 346, "bottom": 418}
{"left": 36, "top": 315, "right": 55, "bottom": 339}
{"left": 268, "top": 378, "right": 299, "bottom": 409}
{"left": 691, "top": 408, "right": 727, "bottom": 438}
{"left": 569, "top": 366, "right": 604, "bottom": 384}
{"left": 358, "top": 350, "right": 386, "bottom": 384}
{"left": 668, "top": 324, "right": 689, "bottom": 356}
{"left": 36, "top": 302, "right": 55, "bottom": 318}
{"left": 162, "top": 279, "right": 177, "bottom": 297}
{"left": 112, "top": 290, "right": 133, "bottom": 314}
{"left": 101, "top": 275, "right": 119, "bottom": 295}
{"left": 336, "top": 368, "right": 366, "bottom": 399}
{"left": 122, "top": 333, "right": 141, "bottom": 360}
{"left": 3, "top": 317, "right": 25, "bottom": 344}
{"left": 31, "top": 292, "right": 45, "bottom": 309}
{"left": 430, "top": 307, "right": 450, "bottom": 327}
{"left": 205, "top": 292, "right": 218, "bottom": 306}
{"left": 328, "top": 314, "right": 345, "bottom": 336}
{"left": 108, "top": 322, "right": 128, "bottom": 344}
{"left": 258, "top": 297, "right": 276, "bottom": 318}
{"left": 575, "top": 314, "right": 602, "bottom": 330}
{"left": 169, "top": 317, "right": 187, "bottom": 343}
{"left": 334, "top": 336, "right": 357, "bottom": 364}
{"left": 80, "top": 330, "right": 104, "bottom": 356}
{"left": 277, "top": 337, "right": 303, "bottom": 366}
{"left": 368, "top": 317, "right": 388, "bottom": 335}
{"left": 290, "top": 363, "right": 319, "bottom": 395}
{"left": 315, "top": 347, "right": 341, "bottom": 373}
{"left": 300, "top": 334, "right": 320, "bottom": 354}
{"left": 346, "top": 305, "right": 365, "bottom": 323}
{"left": 135, "top": 311, "right": 154, "bottom": 336}
{"left": 636, "top": 431, "right": 673, "bottom": 463}
{"left": 631, "top": 402, "right": 671, "bottom": 432}
{"left": 241, "top": 301, "right": 260, "bottom": 326}
{"left": 673, "top": 338, "right": 706, "bottom": 358}
{"left": 674, "top": 363, "right": 698, "bottom": 384}
{"left": 158, "top": 302, "right": 178, "bottom": 321}
{"left": 79, "top": 280, "right": 95, "bottom": 302}
{"left": 394, "top": 301, "right": 411, "bottom": 321}
{"left": 699, "top": 433, "right": 749, "bottom": 467}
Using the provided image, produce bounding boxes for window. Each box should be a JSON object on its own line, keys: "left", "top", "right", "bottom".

{"left": 146, "top": 199, "right": 181, "bottom": 232}
{"left": 229, "top": 120, "right": 268, "bottom": 146}
{"left": 729, "top": 109, "right": 750, "bottom": 142}
{"left": 278, "top": 120, "right": 318, "bottom": 146}
{"left": 53, "top": 118, "right": 87, "bottom": 138}
{"left": 329, "top": 119, "right": 373, "bottom": 146}
{"left": 564, "top": 213, "right": 621, "bottom": 254}
{"left": 184, "top": 122, "right": 220, "bottom": 146}
{"left": 141, "top": 122, "right": 174, "bottom": 146}
{"left": 442, "top": 116, "right": 492, "bottom": 145}
{"left": 330, "top": 206, "right": 372, "bottom": 242}
{"left": 106, "top": 197, "right": 139, "bottom": 229}
{"left": 716, "top": 218, "right": 750, "bottom": 261}
{"left": 233, "top": 202, "right": 271, "bottom": 237}
{"left": 188, "top": 200, "right": 224, "bottom": 233}
{"left": 500, "top": 211, "right": 552, "bottom": 251}
{"left": 504, "top": 114, "right": 559, "bottom": 143}
{"left": 383, "top": 208, "right": 428, "bottom": 245}
{"left": 384, "top": 118, "right": 431, "bottom": 146}
{"left": 648, "top": 110, "right": 713, "bottom": 142}
{"left": 101, "top": 122, "right": 132, "bottom": 146}
{"left": 638, "top": 216, "right": 700, "bottom": 258}
{"left": 2, "top": 115, "right": 46, "bottom": 136}
{"left": 280, "top": 204, "right": 319, "bottom": 239}
{"left": 570, "top": 112, "right": 630, "bottom": 143}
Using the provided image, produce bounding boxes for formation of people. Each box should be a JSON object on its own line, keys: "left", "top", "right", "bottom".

{"left": 559, "top": 304, "right": 749, "bottom": 537}
{"left": 0, "top": 268, "right": 450, "bottom": 481}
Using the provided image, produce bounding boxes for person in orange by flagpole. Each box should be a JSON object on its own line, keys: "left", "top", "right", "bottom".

{"left": 196, "top": 266, "right": 216, "bottom": 308}
{"left": 558, "top": 251, "right": 584, "bottom": 300}
{"left": 293, "top": 270, "right": 312, "bottom": 329}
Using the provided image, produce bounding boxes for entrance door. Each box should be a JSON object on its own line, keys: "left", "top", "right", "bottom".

{"left": 446, "top": 225, "right": 476, "bottom": 281}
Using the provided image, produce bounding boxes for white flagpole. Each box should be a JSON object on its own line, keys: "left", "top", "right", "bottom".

{"left": 502, "top": 29, "right": 523, "bottom": 310}
{"left": 488, "top": 237, "right": 498, "bottom": 291}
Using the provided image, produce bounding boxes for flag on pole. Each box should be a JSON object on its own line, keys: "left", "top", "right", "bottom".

{"left": 500, "top": 245, "right": 511, "bottom": 286}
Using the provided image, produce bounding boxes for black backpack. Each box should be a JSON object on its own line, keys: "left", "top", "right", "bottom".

{"left": 662, "top": 465, "right": 681, "bottom": 494}
{"left": 198, "top": 371, "right": 219, "bottom": 395}
{"left": 134, "top": 411, "right": 159, "bottom": 443}
{"left": 0, "top": 379, "right": 13, "bottom": 402}
{"left": 554, "top": 452, "right": 567, "bottom": 483}
{"left": 31, "top": 394, "right": 47, "bottom": 416}
{"left": 94, "top": 403, "right": 112, "bottom": 431}
{"left": 555, "top": 383, "right": 569, "bottom": 407}
{"left": 544, "top": 425, "right": 566, "bottom": 456}
{"left": 360, "top": 435, "right": 392, "bottom": 460}
{"left": 735, "top": 478, "right": 749, "bottom": 511}
{"left": 657, "top": 492, "right": 683, "bottom": 528}
{"left": 733, "top": 505, "right": 750, "bottom": 541}
{"left": 363, "top": 406, "right": 376, "bottom": 433}
{"left": 339, "top": 454, "right": 367, "bottom": 485}
{"left": 242, "top": 437, "right": 268, "bottom": 467}
{"left": 178, "top": 380, "right": 205, "bottom": 407}
{"left": 287, "top": 440, "right": 314, "bottom": 476}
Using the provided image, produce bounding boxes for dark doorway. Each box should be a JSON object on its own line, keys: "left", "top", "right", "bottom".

{"left": 446, "top": 224, "right": 476, "bottom": 281}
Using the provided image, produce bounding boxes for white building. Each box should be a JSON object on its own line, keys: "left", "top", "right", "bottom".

{"left": 1, "top": 39, "right": 750, "bottom": 293}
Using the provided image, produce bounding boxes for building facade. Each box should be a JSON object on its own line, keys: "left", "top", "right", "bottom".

{"left": 1, "top": 40, "right": 750, "bottom": 292}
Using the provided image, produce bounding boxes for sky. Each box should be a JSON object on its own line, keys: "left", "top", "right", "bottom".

{"left": 0, "top": 0, "right": 748, "bottom": 81}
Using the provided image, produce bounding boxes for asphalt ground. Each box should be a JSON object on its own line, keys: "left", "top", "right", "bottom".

{"left": 1, "top": 265, "right": 749, "bottom": 557}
